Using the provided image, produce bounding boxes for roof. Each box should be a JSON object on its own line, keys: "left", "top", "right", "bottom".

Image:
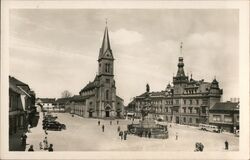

{"left": 9, "top": 76, "right": 32, "bottom": 97}
{"left": 80, "top": 75, "right": 99, "bottom": 93}
{"left": 98, "top": 26, "right": 113, "bottom": 60}
{"left": 9, "top": 76, "right": 29, "bottom": 87}
{"left": 71, "top": 95, "right": 93, "bottom": 102}
{"left": 116, "top": 95, "right": 124, "bottom": 101}
{"left": 55, "top": 97, "right": 72, "bottom": 104}
{"left": 210, "top": 102, "right": 239, "bottom": 111}
{"left": 37, "top": 98, "right": 56, "bottom": 103}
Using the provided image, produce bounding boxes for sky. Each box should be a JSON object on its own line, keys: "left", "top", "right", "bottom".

{"left": 9, "top": 9, "right": 239, "bottom": 105}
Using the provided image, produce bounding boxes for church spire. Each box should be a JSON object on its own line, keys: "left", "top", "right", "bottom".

{"left": 98, "top": 20, "right": 113, "bottom": 61}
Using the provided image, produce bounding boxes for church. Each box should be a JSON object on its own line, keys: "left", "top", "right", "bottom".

{"left": 70, "top": 24, "right": 124, "bottom": 118}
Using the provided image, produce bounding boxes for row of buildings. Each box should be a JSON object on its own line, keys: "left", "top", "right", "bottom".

{"left": 9, "top": 76, "right": 37, "bottom": 151}
{"left": 35, "top": 23, "right": 239, "bottom": 133}
{"left": 126, "top": 51, "right": 239, "bottom": 133}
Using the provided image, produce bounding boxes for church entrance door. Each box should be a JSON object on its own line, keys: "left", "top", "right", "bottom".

{"left": 105, "top": 111, "right": 110, "bottom": 117}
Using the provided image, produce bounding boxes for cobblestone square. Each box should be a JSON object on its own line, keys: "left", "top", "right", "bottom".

{"left": 25, "top": 112, "right": 239, "bottom": 151}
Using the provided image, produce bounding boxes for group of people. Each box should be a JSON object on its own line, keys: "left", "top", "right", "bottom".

{"left": 118, "top": 130, "right": 128, "bottom": 140}
{"left": 98, "top": 120, "right": 120, "bottom": 133}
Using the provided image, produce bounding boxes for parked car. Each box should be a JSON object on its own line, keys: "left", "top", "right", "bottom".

{"left": 43, "top": 121, "right": 66, "bottom": 130}
{"left": 43, "top": 123, "right": 62, "bottom": 131}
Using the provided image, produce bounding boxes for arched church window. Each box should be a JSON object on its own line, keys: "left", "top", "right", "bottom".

{"left": 106, "top": 90, "right": 109, "bottom": 100}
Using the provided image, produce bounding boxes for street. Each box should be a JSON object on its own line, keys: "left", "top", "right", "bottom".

{"left": 25, "top": 112, "right": 239, "bottom": 151}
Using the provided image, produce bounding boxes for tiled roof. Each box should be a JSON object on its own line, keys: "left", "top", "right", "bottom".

{"left": 37, "top": 98, "right": 56, "bottom": 103}
{"left": 80, "top": 75, "right": 99, "bottom": 93}
{"left": 116, "top": 95, "right": 124, "bottom": 101}
{"left": 71, "top": 95, "right": 93, "bottom": 102}
{"left": 9, "top": 76, "right": 29, "bottom": 87}
{"left": 210, "top": 102, "right": 239, "bottom": 111}
{"left": 55, "top": 97, "right": 72, "bottom": 104}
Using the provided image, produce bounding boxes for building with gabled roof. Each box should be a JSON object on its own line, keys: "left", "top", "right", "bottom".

{"left": 73, "top": 24, "right": 124, "bottom": 119}
{"left": 209, "top": 101, "right": 239, "bottom": 133}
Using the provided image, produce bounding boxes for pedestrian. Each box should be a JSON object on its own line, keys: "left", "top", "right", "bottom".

{"left": 21, "top": 133, "right": 27, "bottom": 147}
{"left": 119, "top": 131, "right": 123, "bottom": 140}
{"left": 102, "top": 125, "right": 105, "bottom": 132}
{"left": 175, "top": 132, "right": 178, "bottom": 140}
{"left": 145, "top": 131, "right": 148, "bottom": 137}
{"left": 44, "top": 128, "right": 48, "bottom": 135}
{"left": 98, "top": 120, "right": 100, "bottom": 126}
{"left": 117, "top": 126, "right": 120, "bottom": 132}
{"left": 110, "top": 121, "right": 112, "bottom": 125}
{"left": 39, "top": 142, "right": 43, "bottom": 150}
{"left": 225, "top": 140, "right": 229, "bottom": 150}
{"left": 28, "top": 124, "right": 31, "bottom": 133}
{"left": 124, "top": 131, "right": 127, "bottom": 140}
{"left": 28, "top": 145, "right": 34, "bottom": 152}
{"left": 43, "top": 137, "right": 48, "bottom": 150}
{"left": 148, "top": 131, "right": 151, "bottom": 138}
{"left": 117, "top": 120, "right": 119, "bottom": 125}
{"left": 48, "top": 144, "right": 53, "bottom": 152}
{"left": 170, "top": 124, "right": 172, "bottom": 128}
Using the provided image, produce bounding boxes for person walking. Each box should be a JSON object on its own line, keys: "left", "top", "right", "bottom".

{"left": 119, "top": 131, "right": 123, "bottom": 140}
{"left": 175, "top": 132, "right": 178, "bottom": 140}
{"left": 117, "top": 126, "right": 121, "bottom": 132}
{"left": 98, "top": 120, "right": 100, "bottom": 126}
{"left": 43, "top": 137, "right": 48, "bottom": 150}
{"left": 225, "top": 140, "right": 229, "bottom": 150}
{"left": 117, "top": 120, "right": 119, "bottom": 125}
{"left": 102, "top": 125, "right": 105, "bottom": 132}
{"left": 48, "top": 144, "right": 54, "bottom": 152}
{"left": 110, "top": 121, "right": 112, "bottom": 125}
{"left": 148, "top": 131, "right": 151, "bottom": 138}
{"left": 124, "top": 131, "right": 127, "bottom": 140}
{"left": 21, "top": 133, "right": 27, "bottom": 147}
{"left": 39, "top": 142, "right": 43, "bottom": 150}
{"left": 28, "top": 145, "right": 34, "bottom": 151}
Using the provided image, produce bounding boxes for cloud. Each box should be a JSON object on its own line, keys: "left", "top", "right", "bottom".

{"left": 111, "top": 28, "right": 144, "bottom": 45}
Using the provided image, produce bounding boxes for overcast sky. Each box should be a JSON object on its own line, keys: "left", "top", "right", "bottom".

{"left": 9, "top": 9, "right": 239, "bottom": 105}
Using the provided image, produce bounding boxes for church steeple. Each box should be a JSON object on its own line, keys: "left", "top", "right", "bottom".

{"left": 98, "top": 22, "right": 114, "bottom": 76}
{"left": 98, "top": 21, "right": 114, "bottom": 61}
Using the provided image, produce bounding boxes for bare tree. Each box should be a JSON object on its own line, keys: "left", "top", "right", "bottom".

{"left": 61, "top": 90, "right": 72, "bottom": 98}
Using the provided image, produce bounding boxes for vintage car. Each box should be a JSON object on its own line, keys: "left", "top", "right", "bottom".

{"left": 43, "top": 123, "right": 62, "bottom": 131}
{"left": 43, "top": 121, "right": 66, "bottom": 130}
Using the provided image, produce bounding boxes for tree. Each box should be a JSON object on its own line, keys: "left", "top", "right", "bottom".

{"left": 61, "top": 90, "right": 72, "bottom": 98}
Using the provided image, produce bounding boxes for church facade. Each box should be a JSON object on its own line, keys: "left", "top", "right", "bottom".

{"left": 70, "top": 25, "right": 124, "bottom": 118}
{"left": 127, "top": 46, "right": 223, "bottom": 125}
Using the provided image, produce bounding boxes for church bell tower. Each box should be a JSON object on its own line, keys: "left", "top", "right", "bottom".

{"left": 97, "top": 22, "right": 116, "bottom": 118}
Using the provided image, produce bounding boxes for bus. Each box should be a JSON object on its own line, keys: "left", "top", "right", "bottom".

{"left": 199, "top": 123, "right": 220, "bottom": 133}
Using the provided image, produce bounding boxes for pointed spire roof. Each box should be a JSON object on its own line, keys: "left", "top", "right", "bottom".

{"left": 98, "top": 24, "right": 113, "bottom": 60}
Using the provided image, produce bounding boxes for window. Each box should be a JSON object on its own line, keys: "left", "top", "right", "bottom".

{"left": 105, "top": 63, "right": 111, "bottom": 73}
{"left": 175, "top": 99, "right": 179, "bottom": 105}
{"left": 224, "top": 115, "right": 233, "bottom": 122}
{"left": 106, "top": 79, "right": 110, "bottom": 83}
{"left": 166, "top": 107, "right": 168, "bottom": 112}
{"left": 184, "top": 99, "right": 186, "bottom": 105}
{"left": 195, "top": 108, "right": 199, "bottom": 114}
{"left": 236, "top": 115, "right": 239, "bottom": 122}
{"left": 190, "top": 99, "right": 192, "bottom": 105}
{"left": 183, "top": 117, "right": 186, "bottom": 123}
{"left": 196, "top": 99, "right": 199, "bottom": 105}
{"left": 166, "top": 116, "right": 168, "bottom": 121}
{"left": 183, "top": 107, "right": 186, "bottom": 113}
{"left": 106, "top": 90, "right": 109, "bottom": 100}
{"left": 189, "top": 107, "right": 193, "bottom": 113}
{"left": 213, "top": 115, "right": 221, "bottom": 122}
{"left": 196, "top": 118, "right": 199, "bottom": 124}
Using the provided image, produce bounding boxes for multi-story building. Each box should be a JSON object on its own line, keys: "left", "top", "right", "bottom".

{"left": 36, "top": 98, "right": 56, "bottom": 111}
{"left": 209, "top": 101, "right": 239, "bottom": 133}
{"left": 127, "top": 48, "right": 223, "bottom": 125}
{"left": 9, "top": 76, "right": 36, "bottom": 151}
{"left": 68, "top": 24, "right": 124, "bottom": 119}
